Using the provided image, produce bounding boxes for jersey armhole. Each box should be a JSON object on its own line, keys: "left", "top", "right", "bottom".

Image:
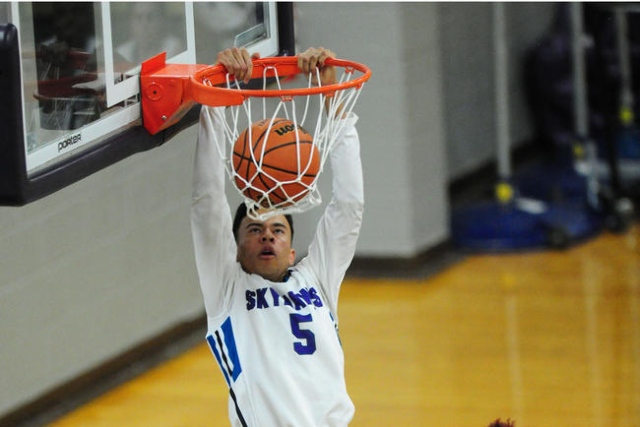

{"left": 293, "top": 259, "right": 336, "bottom": 314}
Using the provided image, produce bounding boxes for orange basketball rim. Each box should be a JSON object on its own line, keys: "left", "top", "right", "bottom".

{"left": 140, "top": 52, "right": 371, "bottom": 135}
{"left": 140, "top": 51, "right": 371, "bottom": 219}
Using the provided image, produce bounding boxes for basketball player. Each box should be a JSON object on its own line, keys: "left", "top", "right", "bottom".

{"left": 191, "top": 46, "right": 364, "bottom": 426}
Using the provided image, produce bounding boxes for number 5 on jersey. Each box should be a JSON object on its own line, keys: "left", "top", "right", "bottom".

{"left": 289, "top": 313, "right": 316, "bottom": 355}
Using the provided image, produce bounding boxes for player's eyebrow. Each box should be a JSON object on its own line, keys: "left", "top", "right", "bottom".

{"left": 245, "top": 221, "right": 288, "bottom": 231}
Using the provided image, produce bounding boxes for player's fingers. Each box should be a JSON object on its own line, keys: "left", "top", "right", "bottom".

{"left": 217, "top": 49, "right": 241, "bottom": 80}
{"left": 240, "top": 48, "right": 253, "bottom": 83}
{"left": 230, "top": 47, "right": 248, "bottom": 82}
{"left": 216, "top": 50, "right": 232, "bottom": 69}
{"left": 317, "top": 51, "right": 327, "bottom": 67}
{"left": 318, "top": 48, "right": 336, "bottom": 66}
{"left": 308, "top": 51, "right": 320, "bottom": 74}
{"left": 220, "top": 47, "right": 242, "bottom": 81}
{"left": 298, "top": 47, "right": 319, "bottom": 74}
{"left": 297, "top": 53, "right": 309, "bottom": 74}
{"left": 316, "top": 47, "right": 328, "bottom": 64}
{"left": 307, "top": 55, "right": 319, "bottom": 74}
{"left": 317, "top": 48, "right": 337, "bottom": 86}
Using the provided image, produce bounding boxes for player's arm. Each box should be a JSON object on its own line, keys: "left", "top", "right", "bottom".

{"left": 300, "top": 48, "right": 364, "bottom": 311}
{"left": 297, "top": 47, "right": 344, "bottom": 117}
{"left": 191, "top": 48, "right": 258, "bottom": 316}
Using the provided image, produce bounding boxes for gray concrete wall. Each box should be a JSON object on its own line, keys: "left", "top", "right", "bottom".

{"left": 294, "top": 2, "right": 449, "bottom": 258}
{"left": 0, "top": 129, "right": 204, "bottom": 416}
{"left": 440, "top": 2, "right": 556, "bottom": 179}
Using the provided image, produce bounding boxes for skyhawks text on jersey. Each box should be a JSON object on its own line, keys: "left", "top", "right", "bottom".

{"left": 245, "top": 285, "right": 324, "bottom": 311}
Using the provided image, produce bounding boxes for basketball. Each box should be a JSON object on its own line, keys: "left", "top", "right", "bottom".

{"left": 232, "top": 118, "right": 320, "bottom": 207}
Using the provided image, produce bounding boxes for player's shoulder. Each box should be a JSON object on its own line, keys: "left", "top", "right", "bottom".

{"left": 290, "top": 258, "right": 316, "bottom": 282}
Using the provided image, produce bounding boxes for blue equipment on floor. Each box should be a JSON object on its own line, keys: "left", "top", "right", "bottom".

{"left": 451, "top": 178, "right": 602, "bottom": 251}
{"left": 451, "top": 3, "right": 604, "bottom": 252}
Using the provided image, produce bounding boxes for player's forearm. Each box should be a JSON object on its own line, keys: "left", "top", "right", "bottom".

{"left": 328, "top": 116, "right": 364, "bottom": 210}
{"left": 191, "top": 107, "right": 235, "bottom": 254}
{"left": 318, "top": 118, "right": 364, "bottom": 248}
{"left": 191, "top": 107, "right": 237, "bottom": 313}
{"left": 303, "top": 116, "right": 363, "bottom": 305}
{"left": 324, "top": 96, "right": 345, "bottom": 119}
{"left": 192, "top": 107, "right": 227, "bottom": 203}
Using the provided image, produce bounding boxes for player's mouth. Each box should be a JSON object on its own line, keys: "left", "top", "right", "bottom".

{"left": 259, "top": 248, "right": 276, "bottom": 260}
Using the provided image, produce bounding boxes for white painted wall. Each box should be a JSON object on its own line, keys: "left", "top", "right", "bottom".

{"left": 294, "top": 2, "right": 449, "bottom": 258}
{"left": 441, "top": 2, "right": 556, "bottom": 179}
{"left": 0, "top": 128, "right": 204, "bottom": 416}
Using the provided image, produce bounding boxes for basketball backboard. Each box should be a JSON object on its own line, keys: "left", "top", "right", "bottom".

{"left": 0, "top": 2, "right": 294, "bottom": 205}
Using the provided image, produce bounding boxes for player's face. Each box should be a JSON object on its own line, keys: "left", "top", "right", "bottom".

{"left": 236, "top": 214, "right": 295, "bottom": 282}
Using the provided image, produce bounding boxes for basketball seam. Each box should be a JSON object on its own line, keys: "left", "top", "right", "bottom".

{"left": 252, "top": 118, "right": 288, "bottom": 161}
{"left": 262, "top": 139, "right": 315, "bottom": 157}
{"left": 260, "top": 163, "right": 318, "bottom": 178}
{"left": 234, "top": 140, "right": 317, "bottom": 176}
{"left": 241, "top": 127, "right": 249, "bottom": 185}
{"left": 247, "top": 119, "right": 286, "bottom": 187}
{"left": 232, "top": 155, "right": 318, "bottom": 178}
{"left": 233, "top": 140, "right": 315, "bottom": 162}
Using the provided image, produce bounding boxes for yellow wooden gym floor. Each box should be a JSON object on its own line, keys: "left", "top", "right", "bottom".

{"left": 48, "top": 224, "right": 639, "bottom": 426}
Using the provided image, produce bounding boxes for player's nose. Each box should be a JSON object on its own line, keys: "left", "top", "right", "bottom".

{"left": 261, "top": 230, "right": 274, "bottom": 242}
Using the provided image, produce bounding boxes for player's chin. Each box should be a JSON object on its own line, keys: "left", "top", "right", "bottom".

{"left": 258, "top": 266, "right": 286, "bottom": 282}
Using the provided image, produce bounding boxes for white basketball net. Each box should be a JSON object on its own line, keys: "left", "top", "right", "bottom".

{"left": 205, "top": 64, "right": 366, "bottom": 220}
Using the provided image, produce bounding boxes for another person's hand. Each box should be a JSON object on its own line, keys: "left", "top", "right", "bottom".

{"left": 297, "top": 47, "right": 337, "bottom": 86}
{"left": 216, "top": 47, "right": 260, "bottom": 84}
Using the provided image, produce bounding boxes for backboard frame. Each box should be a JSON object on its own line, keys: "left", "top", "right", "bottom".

{"left": 0, "top": 2, "right": 294, "bottom": 206}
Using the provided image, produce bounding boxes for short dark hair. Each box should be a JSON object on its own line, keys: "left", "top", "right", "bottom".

{"left": 232, "top": 203, "right": 294, "bottom": 243}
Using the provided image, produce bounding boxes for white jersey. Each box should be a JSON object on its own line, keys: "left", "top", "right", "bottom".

{"left": 191, "top": 106, "right": 364, "bottom": 427}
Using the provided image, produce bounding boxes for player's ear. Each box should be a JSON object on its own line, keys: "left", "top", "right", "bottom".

{"left": 288, "top": 248, "right": 296, "bottom": 266}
